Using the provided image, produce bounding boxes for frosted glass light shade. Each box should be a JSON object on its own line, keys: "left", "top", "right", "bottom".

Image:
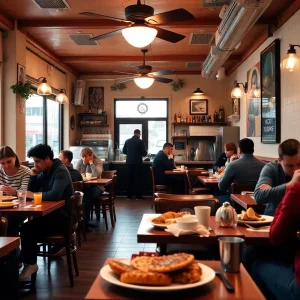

{"left": 231, "top": 86, "right": 242, "bottom": 98}
{"left": 134, "top": 77, "right": 154, "bottom": 89}
{"left": 281, "top": 53, "right": 300, "bottom": 72}
{"left": 37, "top": 79, "right": 52, "bottom": 95}
{"left": 56, "top": 90, "right": 69, "bottom": 104}
{"left": 122, "top": 26, "right": 157, "bottom": 48}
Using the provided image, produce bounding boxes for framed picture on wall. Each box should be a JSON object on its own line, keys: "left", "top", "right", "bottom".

{"left": 260, "top": 39, "right": 281, "bottom": 144}
{"left": 88, "top": 87, "right": 104, "bottom": 111}
{"left": 190, "top": 99, "right": 208, "bottom": 115}
{"left": 17, "top": 64, "right": 25, "bottom": 84}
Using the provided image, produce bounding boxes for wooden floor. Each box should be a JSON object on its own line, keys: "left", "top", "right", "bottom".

{"left": 22, "top": 197, "right": 154, "bottom": 300}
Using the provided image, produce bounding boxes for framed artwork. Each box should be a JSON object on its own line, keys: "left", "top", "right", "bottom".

{"left": 260, "top": 39, "right": 281, "bottom": 144}
{"left": 190, "top": 99, "right": 208, "bottom": 115}
{"left": 88, "top": 87, "right": 104, "bottom": 111}
{"left": 17, "top": 63, "right": 25, "bottom": 84}
{"left": 231, "top": 98, "right": 240, "bottom": 115}
{"left": 246, "top": 61, "right": 261, "bottom": 137}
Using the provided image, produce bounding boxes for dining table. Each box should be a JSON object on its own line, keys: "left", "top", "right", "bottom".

{"left": 0, "top": 237, "right": 20, "bottom": 258}
{"left": 84, "top": 178, "right": 113, "bottom": 187}
{"left": 198, "top": 176, "right": 219, "bottom": 188}
{"left": 85, "top": 259, "right": 264, "bottom": 300}
{"left": 231, "top": 194, "right": 266, "bottom": 212}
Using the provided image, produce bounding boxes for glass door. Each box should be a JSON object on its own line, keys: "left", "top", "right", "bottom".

{"left": 119, "top": 124, "right": 143, "bottom": 152}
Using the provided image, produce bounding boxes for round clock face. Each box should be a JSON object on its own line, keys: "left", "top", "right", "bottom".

{"left": 137, "top": 103, "right": 148, "bottom": 114}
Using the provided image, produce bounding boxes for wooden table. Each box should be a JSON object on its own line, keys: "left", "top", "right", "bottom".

{"left": 137, "top": 214, "right": 270, "bottom": 252}
{"left": 231, "top": 194, "right": 266, "bottom": 212}
{"left": 0, "top": 237, "right": 20, "bottom": 258}
{"left": 165, "top": 170, "right": 188, "bottom": 194}
{"left": 85, "top": 260, "right": 264, "bottom": 300}
{"left": 85, "top": 178, "right": 113, "bottom": 186}
{"left": 0, "top": 200, "right": 65, "bottom": 217}
{"left": 198, "top": 176, "right": 219, "bottom": 188}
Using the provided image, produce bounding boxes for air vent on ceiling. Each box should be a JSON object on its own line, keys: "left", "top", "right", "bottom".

{"left": 189, "top": 32, "right": 215, "bottom": 45}
{"left": 201, "top": 0, "right": 230, "bottom": 8}
{"left": 186, "top": 62, "right": 202, "bottom": 69}
{"left": 69, "top": 34, "right": 99, "bottom": 46}
{"left": 32, "top": 0, "right": 70, "bottom": 9}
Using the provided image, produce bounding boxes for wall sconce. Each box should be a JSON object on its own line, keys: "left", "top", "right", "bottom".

{"left": 55, "top": 89, "right": 69, "bottom": 104}
{"left": 37, "top": 77, "right": 52, "bottom": 95}
{"left": 231, "top": 80, "right": 248, "bottom": 98}
{"left": 193, "top": 88, "right": 204, "bottom": 95}
{"left": 281, "top": 44, "right": 300, "bottom": 72}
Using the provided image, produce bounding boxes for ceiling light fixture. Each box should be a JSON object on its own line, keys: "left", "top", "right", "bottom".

{"left": 134, "top": 76, "right": 154, "bottom": 89}
{"left": 231, "top": 80, "right": 248, "bottom": 98}
{"left": 37, "top": 77, "right": 52, "bottom": 95}
{"left": 281, "top": 44, "right": 300, "bottom": 72}
{"left": 193, "top": 88, "right": 204, "bottom": 95}
{"left": 122, "top": 25, "right": 157, "bottom": 48}
{"left": 55, "top": 89, "right": 69, "bottom": 104}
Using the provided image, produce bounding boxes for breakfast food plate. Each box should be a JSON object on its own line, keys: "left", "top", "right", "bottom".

{"left": 2, "top": 196, "right": 18, "bottom": 201}
{"left": 237, "top": 214, "right": 273, "bottom": 225}
{"left": 0, "top": 201, "right": 18, "bottom": 209}
{"left": 100, "top": 259, "right": 215, "bottom": 291}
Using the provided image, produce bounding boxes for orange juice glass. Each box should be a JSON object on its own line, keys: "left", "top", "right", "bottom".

{"left": 33, "top": 192, "right": 42, "bottom": 205}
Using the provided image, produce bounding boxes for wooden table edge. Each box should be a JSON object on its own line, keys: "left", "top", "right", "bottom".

{"left": 0, "top": 237, "right": 20, "bottom": 258}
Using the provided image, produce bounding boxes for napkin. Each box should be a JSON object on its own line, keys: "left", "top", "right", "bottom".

{"left": 246, "top": 227, "right": 270, "bottom": 232}
{"left": 165, "top": 223, "right": 210, "bottom": 237}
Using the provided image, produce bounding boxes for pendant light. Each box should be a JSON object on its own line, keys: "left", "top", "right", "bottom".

{"left": 122, "top": 25, "right": 157, "bottom": 48}
{"left": 281, "top": 44, "right": 300, "bottom": 72}
{"left": 134, "top": 76, "right": 154, "bottom": 89}
{"left": 55, "top": 89, "right": 69, "bottom": 104}
{"left": 231, "top": 80, "right": 248, "bottom": 98}
{"left": 37, "top": 77, "right": 52, "bottom": 95}
{"left": 193, "top": 88, "right": 204, "bottom": 95}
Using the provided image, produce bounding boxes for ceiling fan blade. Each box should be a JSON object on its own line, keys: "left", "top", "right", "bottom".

{"left": 91, "top": 28, "right": 124, "bottom": 41}
{"left": 153, "top": 77, "right": 173, "bottom": 83}
{"left": 79, "top": 12, "right": 131, "bottom": 23}
{"left": 117, "top": 78, "right": 135, "bottom": 84}
{"left": 149, "top": 70, "right": 175, "bottom": 76}
{"left": 146, "top": 9, "right": 194, "bottom": 24}
{"left": 112, "top": 71, "right": 138, "bottom": 76}
{"left": 153, "top": 26, "right": 185, "bottom": 43}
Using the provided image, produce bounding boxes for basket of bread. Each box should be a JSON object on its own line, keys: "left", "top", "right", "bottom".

{"left": 238, "top": 207, "right": 266, "bottom": 222}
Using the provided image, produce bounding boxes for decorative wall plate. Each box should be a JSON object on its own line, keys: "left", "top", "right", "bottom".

{"left": 70, "top": 115, "right": 75, "bottom": 130}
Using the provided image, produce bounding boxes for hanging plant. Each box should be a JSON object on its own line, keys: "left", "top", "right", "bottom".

{"left": 10, "top": 81, "right": 32, "bottom": 100}
{"left": 171, "top": 79, "right": 184, "bottom": 91}
{"left": 111, "top": 82, "right": 127, "bottom": 91}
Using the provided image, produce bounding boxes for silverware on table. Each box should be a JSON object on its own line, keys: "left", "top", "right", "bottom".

{"left": 215, "top": 271, "right": 235, "bottom": 293}
{"left": 244, "top": 223, "right": 270, "bottom": 230}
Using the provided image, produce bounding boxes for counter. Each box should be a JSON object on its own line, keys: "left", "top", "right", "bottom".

{"left": 109, "top": 160, "right": 214, "bottom": 164}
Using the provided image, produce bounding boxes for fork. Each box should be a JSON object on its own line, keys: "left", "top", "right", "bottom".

{"left": 244, "top": 223, "right": 270, "bottom": 230}
{"left": 215, "top": 271, "right": 235, "bottom": 293}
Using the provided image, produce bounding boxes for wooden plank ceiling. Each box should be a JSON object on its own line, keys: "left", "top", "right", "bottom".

{"left": 0, "top": 0, "right": 298, "bottom": 76}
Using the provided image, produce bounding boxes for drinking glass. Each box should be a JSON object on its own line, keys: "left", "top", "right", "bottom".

{"left": 86, "top": 173, "right": 92, "bottom": 180}
{"left": 208, "top": 168, "right": 214, "bottom": 178}
{"left": 17, "top": 189, "right": 27, "bottom": 207}
{"left": 33, "top": 192, "right": 42, "bottom": 205}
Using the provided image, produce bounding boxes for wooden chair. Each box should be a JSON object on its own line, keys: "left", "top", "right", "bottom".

{"left": 0, "top": 217, "right": 8, "bottom": 236}
{"left": 94, "top": 175, "right": 117, "bottom": 230}
{"left": 36, "top": 194, "right": 82, "bottom": 287}
{"left": 230, "top": 182, "right": 256, "bottom": 194}
{"left": 150, "top": 167, "right": 172, "bottom": 209}
{"left": 21, "top": 161, "right": 29, "bottom": 167}
{"left": 72, "top": 181, "right": 86, "bottom": 247}
{"left": 186, "top": 171, "right": 211, "bottom": 195}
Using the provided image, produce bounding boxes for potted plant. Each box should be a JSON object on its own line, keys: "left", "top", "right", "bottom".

{"left": 171, "top": 79, "right": 184, "bottom": 91}
{"left": 10, "top": 81, "right": 32, "bottom": 100}
{"left": 111, "top": 82, "right": 127, "bottom": 91}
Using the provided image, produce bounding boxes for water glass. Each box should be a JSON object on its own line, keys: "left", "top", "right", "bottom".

{"left": 180, "top": 165, "right": 185, "bottom": 171}
{"left": 86, "top": 172, "right": 92, "bottom": 180}
{"left": 33, "top": 192, "right": 42, "bottom": 205}
{"left": 17, "top": 189, "right": 27, "bottom": 207}
{"left": 208, "top": 168, "right": 214, "bottom": 178}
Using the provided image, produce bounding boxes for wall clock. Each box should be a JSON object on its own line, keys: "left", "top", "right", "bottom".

{"left": 137, "top": 103, "right": 148, "bottom": 114}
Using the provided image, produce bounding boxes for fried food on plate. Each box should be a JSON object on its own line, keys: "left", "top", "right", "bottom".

{"left": 120, "top": 270, "right": 172, "bottom": 286}
{"left": 239, "top": 207, "right": 266, "bottom": 221}
{"left": 108, "top": 259, "right": 136, "bottom": 275}
{"left": 152, "top": 211, "right": 189, "bottom": 224}
{"left": 130, "top": 256, "right": 155, "bottom": 272}
{"left": 171, "top": 261, "right": 202, "bottom": 284}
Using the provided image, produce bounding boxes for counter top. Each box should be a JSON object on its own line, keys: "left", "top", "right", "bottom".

{"left": 109, "top": 160, "right": 214, "bottom": 164}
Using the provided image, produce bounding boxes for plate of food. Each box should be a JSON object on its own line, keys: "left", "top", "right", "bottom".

{"left": 238, "top": 208, "right": 273, "bottom": 225}
{"left": 150, "top": 212, "right": 191, "bottom": 228}
{"left": 0, "top": 201, "right": 18, "bottom": 209}
{"left": 2, "top": 196, "right": 18, "bottom": 201}
{"left": 101, "top": 253, "right": 215, "bottom": 291}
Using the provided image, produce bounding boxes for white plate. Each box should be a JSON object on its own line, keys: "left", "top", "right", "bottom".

{"left": 83, "top": 177, "right": 97, "bottom": 182}
{"left": 237, "top": 214, "right": 274, "bottom": 225}
{"left": 100, "top": 260, "right": 215, "bottom": 291}
{"left": 2, "top": 196, "right": 18, "bottom": 201}
{"left": 0, "top": 201, "right": 18, "bottom": 208}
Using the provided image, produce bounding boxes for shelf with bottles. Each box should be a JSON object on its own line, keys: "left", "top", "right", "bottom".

{"left": 172, "top": 122, "right": 228, "bottom": 126}
{"left": 78, "top": 113, "right": 107, "bottom": 127}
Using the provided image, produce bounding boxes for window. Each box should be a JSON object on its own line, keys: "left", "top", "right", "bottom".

{"left": 25, "top": 93, "right": 63, "bottom": 159}
{"left": 115, "top": 99, "right": 168, "bottom": 155}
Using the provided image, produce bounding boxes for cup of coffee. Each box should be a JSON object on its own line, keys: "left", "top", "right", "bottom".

{"left": 181, "top": 165, "right": 185, "bottom": 171}
{"left": 194, "top": 206, "right": 211, "bottom": 227}
{"left": 86, "top": 173, "right": 92, "bottom": 180}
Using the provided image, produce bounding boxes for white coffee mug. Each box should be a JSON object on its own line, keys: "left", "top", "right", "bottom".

{"left": 181, "top": 165, "right": 185, "bottom": 171}
{"left": 86, "top": 173, "right": 92, "bottom": 180}
{"left": 194, "top": 206, "right": 211, "bottom": 227}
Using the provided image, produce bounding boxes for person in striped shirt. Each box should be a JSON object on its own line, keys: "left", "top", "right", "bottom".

{"left": 0, "top": 146, "right": 30, "bottom": 236}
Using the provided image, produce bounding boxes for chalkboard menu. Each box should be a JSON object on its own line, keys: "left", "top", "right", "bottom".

{"left": 175, "top": 142, "right": 185, "bottom": 150}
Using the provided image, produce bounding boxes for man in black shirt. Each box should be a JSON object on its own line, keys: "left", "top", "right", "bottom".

{"left": 59, "top": 150, "right": 83, "bottom": 182}
{"left": 123, "top": 129, "right": 147, "bottom": 199}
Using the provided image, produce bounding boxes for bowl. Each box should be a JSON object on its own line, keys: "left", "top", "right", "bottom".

{"left": 176, "top": 218, "right": 198, "bottom": 230}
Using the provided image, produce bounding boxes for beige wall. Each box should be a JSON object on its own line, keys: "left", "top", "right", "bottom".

{"left": 77, "top": 75, "right": 229, "bottom": 149}
{"left": 227, "top": 9, "right": 300, "bottom": 158}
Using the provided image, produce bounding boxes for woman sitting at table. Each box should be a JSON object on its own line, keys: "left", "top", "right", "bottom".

{"left": 252, "top": 181, "right": 300, "bottom": 299}
{"left": 75, "top": 148, "right": 103, "bottom": 228}
{"left": 214, "top": 142, "right": 238, "bottom": 170}
{"left": 0, "top": 146, "right": 30, "bottom": 236}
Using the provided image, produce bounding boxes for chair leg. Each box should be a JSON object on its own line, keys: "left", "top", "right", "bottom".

{"left": 109, "top": 204, "right": 115, "bottom": 228}
{"left": 66, "top": 246, "right": 74, "bottom": 287}
{"left": 113, "top": 205, "right": 116, "bottom": 222}
{"left": 81, "top": 222, "right": 87, "bottom": 241}
{"left": 102, "top": 204, "right": 108, "bottom": 230}
{"left": 48, "top": 256, "right": 51, "bottom": 273}
{"left": 90, "top": 203, "right": 93, "bottom": 221}
{"left": 72, "top": 250, "right": 79, "bottom": 276}
{"left": 77, "top": 228, "right": 81, "bottom": 247}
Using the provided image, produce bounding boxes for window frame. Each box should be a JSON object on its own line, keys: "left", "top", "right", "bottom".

{"left": 114, "top": 98, "right": 169, "bottom": 152}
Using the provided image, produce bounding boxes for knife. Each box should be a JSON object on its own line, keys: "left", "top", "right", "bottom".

{"left": 215, "top": 271, "right": 235, "bottom": 293}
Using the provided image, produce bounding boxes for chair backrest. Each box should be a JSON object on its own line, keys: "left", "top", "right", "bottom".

{"left": 110, "top": 175, "right": 117, "bottom": 201}
{"left": 231, "top": 183, "right": 256, "bottom": 194}
{"left": 150, "top": 167, "right": 155, "bottom": 194}
{"left": 154, "top": 193, "right": 215, "bottom": 200}
{"left": 154, "top": 197, "right": 219, "bottom": 215}
{"left": 102, "top": 170, "right": 117, "bottom": 179}
{"left": 72, "top": 181, "right": 83, "bottom": 192}
{"left": 185, "top": 171, "right": 193, "bottom": 193}
{"left": 67, "top": 193, "right": 84, "bottom": 239}
{"left": 21, "top": 161, "right": 29, "bottom": 167}
{"left": 0, "top": 217, "right": 8, "bottom": 236}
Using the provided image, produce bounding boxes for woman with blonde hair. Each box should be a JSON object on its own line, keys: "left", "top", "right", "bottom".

{"left": 75, "top": 147, "right": 103, "bottom": 229}
{"left": 214, "top": 142, "right": 238, "bottom": 168}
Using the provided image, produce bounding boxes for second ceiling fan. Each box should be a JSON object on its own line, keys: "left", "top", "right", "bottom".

{"left": 80, "top": 0, "right": 195, "bottom": 48}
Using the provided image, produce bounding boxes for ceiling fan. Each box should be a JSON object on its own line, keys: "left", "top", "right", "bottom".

{"left": 114, "top": 49, "right": 174, "bottom": 89}
{"left": 79, "top": 0, "right": 195, "bottom": 48}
